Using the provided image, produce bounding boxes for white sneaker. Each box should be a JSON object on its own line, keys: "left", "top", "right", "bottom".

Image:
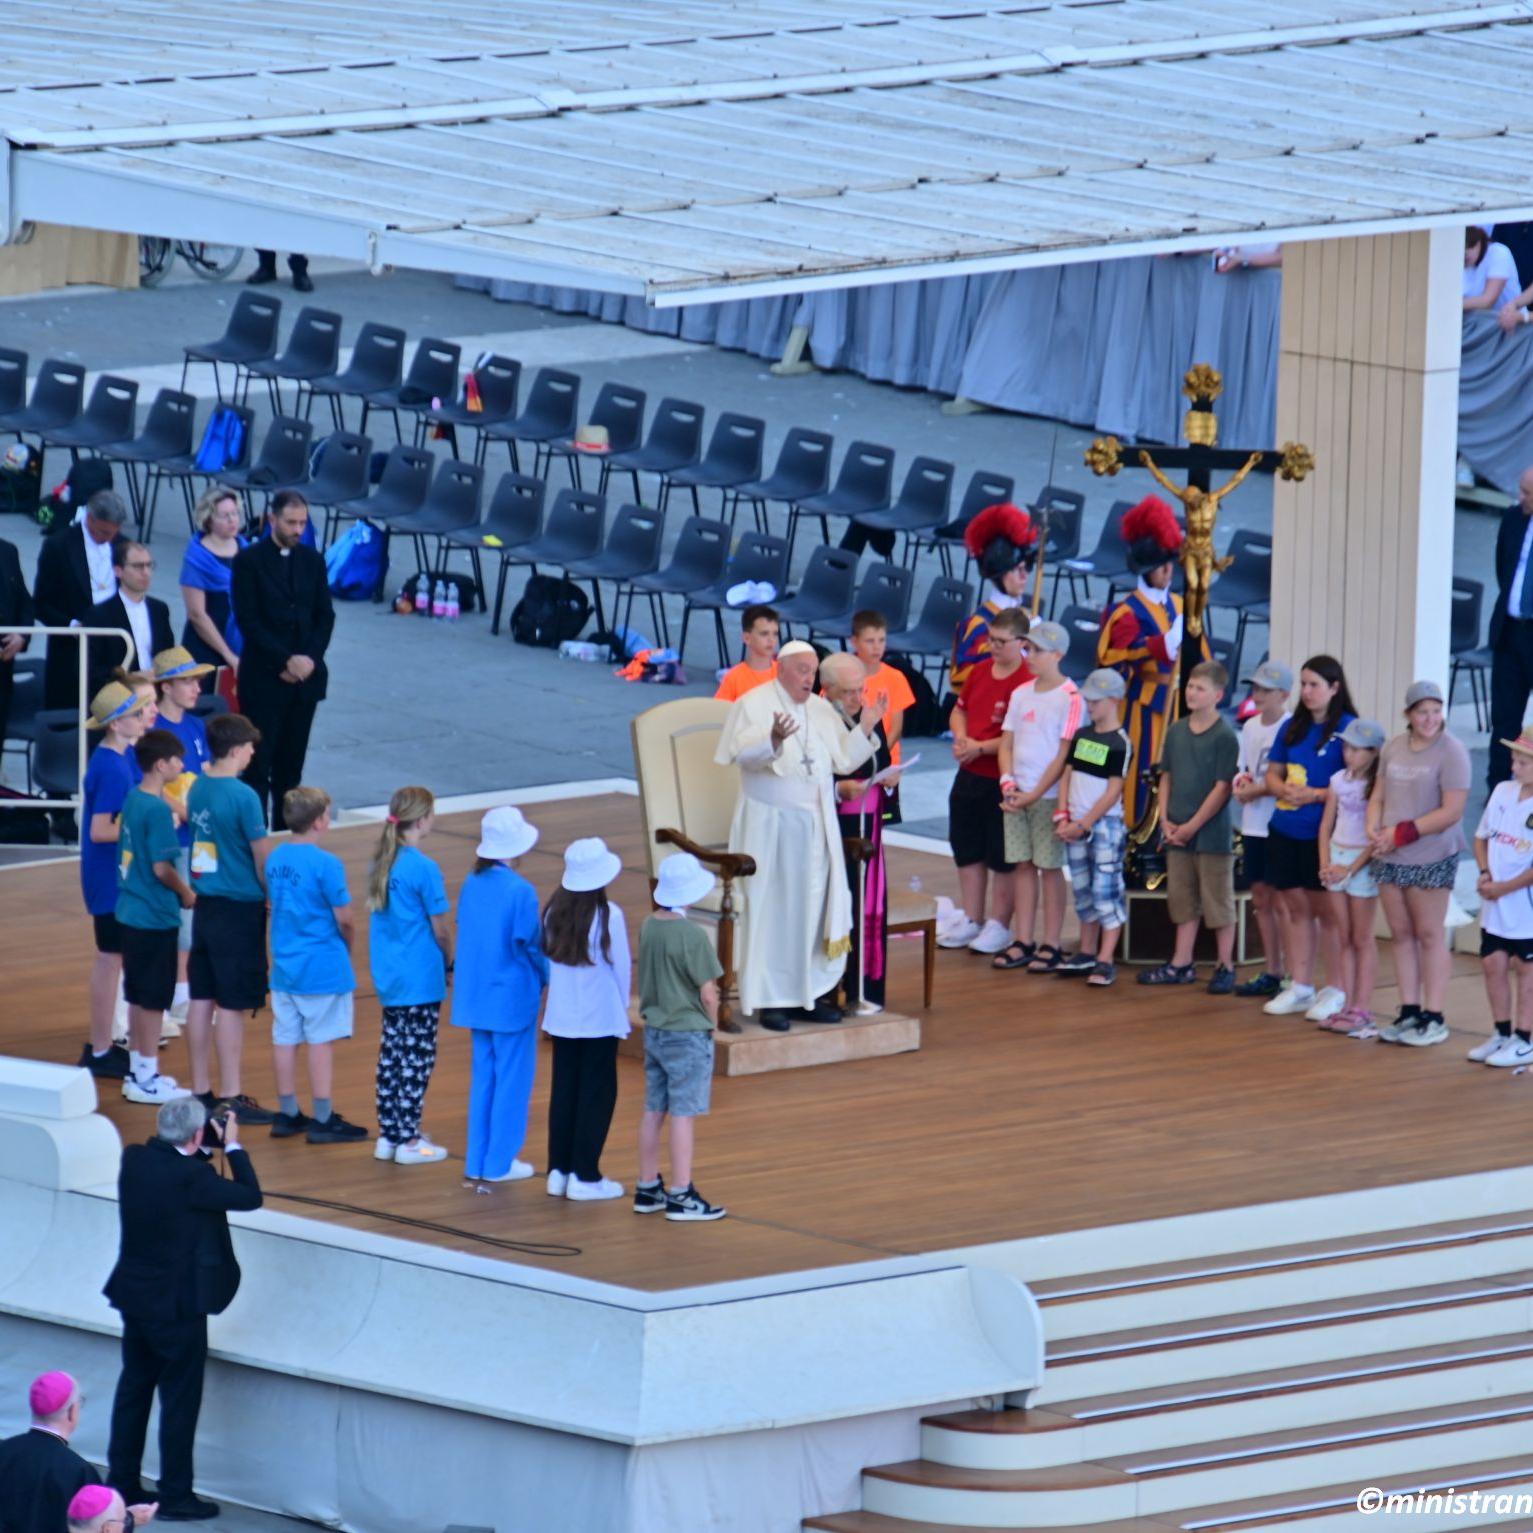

{"left": 547, "top": 1170, "right": 569, "bottom": 1197}
{"left": 1398, "top": 1018, "right": 1450, "bottom": 1047}
{"left": 485, "top": 1159, "right": 535, "bottom": 1183}
{"left": 1468, "top": 1034, "right": 1511, "bottom": 1063}
{"left": 158, "top": 1015, "right": 183, "bottom": 1042}
{"left": 122, "top": 1073, "right": 191, "bottom": 1105}
{"left": 1264, "top": 983, "right": 1316, "bottom": 1016}
{"left": 1486, "top": 1037, "right": 1533, "bottom": 1068}
{"left": 169, "top": 995, "right": 190, "bottom": 1023}
{"left": 374, "top": 1137, "right": 397, "bottom": 1161}
{"left": 1305, "top": 986, "right": 1348, "bottom": 1023}
{"left": 854, "top": 1000, "right": 884, "bottom": 1016}
{"left": 394, "top": 1136, "right": 449, "bottom": 1165}
{"left": 968, "top": 919, "right": 1013, "bottom": 955}
{"left": 938, "top": 918, "right": 982, "bottom": 949}
{"left": 566, "top": 1176, "right": 625, "bottom": 1201}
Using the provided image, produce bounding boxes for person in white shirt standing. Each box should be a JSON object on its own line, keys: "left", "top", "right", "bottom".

{"left": 1232, "top": 661, "right": 1294, "bottom": 1000}
{"left": 1470, "top": 727, "right": 1533, "bottom": 1069}
{"left": 86, "top": 540, "right": 174, "bottom": 699}
{"left": 542, "top": 838, "right": 631, "bottom": 1201}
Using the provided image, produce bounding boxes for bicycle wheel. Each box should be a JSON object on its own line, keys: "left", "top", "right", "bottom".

{"left": 138, "top": 236, "right": 173, "bottom": 288}
{"left": 175, "top": 241, "right": 245, "bottom": 281}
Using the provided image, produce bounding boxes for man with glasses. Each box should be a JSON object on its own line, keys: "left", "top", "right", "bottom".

{"left": 66, "top": 1484, "right": 157, "bottom": 1531}
{"left": 87, "top": 541, "right": 173, "bottom": 698}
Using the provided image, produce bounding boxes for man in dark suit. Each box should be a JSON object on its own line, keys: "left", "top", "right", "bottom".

{"left": 0, "top": 1371, "right": 98, "bottom": 1533}
{"left": 86, "top": 540, "right": 174, "bottom": 699}
{"left": 0, "top": 534, "right": 35, "bottom": 749}
{"left": 34, "top": 489, "right": 130, "bottom": 709}
{"left": 1489, "top": 465, "right": 1533, "bottom": 788}
{"left": 231, "top": 491, "right": 334, "bottom": 829}
{"left": 104, "top": 1096, "right": 262, "bottom": 1521}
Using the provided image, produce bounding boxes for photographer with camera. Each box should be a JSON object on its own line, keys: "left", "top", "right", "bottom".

{"left": 103, "top": 1097, "right": 261, "bottom": 1521}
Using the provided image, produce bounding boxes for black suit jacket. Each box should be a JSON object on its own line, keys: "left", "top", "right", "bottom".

{"left": 1491, "top": 505, "right": 1533, "bottom": 648}
{"left": 230, "top": 539, "right": 334, "bottom": 701}
{"left": 104, "top": 1138, "right": 263, "bottom": 1323}
{"left": 0, "top": 1427, "right": 98, "bottom": 1533}
{"left": 36, "top": 525, "right": 111, "bottom": 707}
{"left": 0, "top": 538, "right": 34, "bottom": 643}
{"left": 85, "top": 592, "right": 174, "bottom": 698}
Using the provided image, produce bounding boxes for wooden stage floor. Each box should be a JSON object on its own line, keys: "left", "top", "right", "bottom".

{"left": 3, "top": 792, "right": 1528, "bottom": 1293}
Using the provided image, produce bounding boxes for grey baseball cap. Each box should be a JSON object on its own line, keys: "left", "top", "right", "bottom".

{"left": 1404, "top": 679, "right": 1444, "bottom": 709}
{"left": 1242, "top": 660, "right": 1294, "bottom": 694}
{"left": 1024, "top": 620, "right": 1069, "bottom": 654}
{"left": 1081, "top": 667, "right": 1128, "bottom": 702}
{"left": 1340, "top": 718, "right": 1386, "bottom": 750}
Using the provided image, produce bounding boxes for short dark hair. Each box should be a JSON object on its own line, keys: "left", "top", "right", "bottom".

{"left": 851, "top": 610, "right": 887, "bottom": 637}
{"left": 134, "top": 728, "right": 185, "bottom": 772}
{"left": 111, "top": 537, "right": 148, "bottom": 572}
{"left": 271, "top": 490, "right": 309, "bottom": 518}
{"left": 207, "top": 712, "right": 262, "bottom": 760}
{"left": 741, "top": 604, "right": 779, "bottom": 632}
{"left": 989, "top": 607, "right": 1031, "bottom": 639}
{"left": 1189, "top": 659, "right": 1228, "bottom": 692}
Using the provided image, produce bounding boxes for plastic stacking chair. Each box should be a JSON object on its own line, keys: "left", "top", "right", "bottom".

{"left": 475, "top": 367, "right": 580, "bottom": 473}
{"left": 1061, "top": 500, "right": 1137, "bottom": 608}
{"left": 810, "top": 561, "right": 914, "bottom": 642}
{"left": 142, "top": 401, "right": 254, "bottom": 544}
{"left": 725, "top": 426, "right": 833, "bottom": 534}
{"left": 6, "top": 358, "right": 85, "bottom": 440}
{"left": 498, "top": 489, "right": 606, "bottom": 634}
{"left": 219, "top": 416, "right": 313, "bottom": 508}
{"left": 564, "top": 503, "right": 666, "bottom": 633}
{"left": 308, "top": 322, "right": 405, "bottom": 431}
{"left": 417, "top": 354, "right": 521, "bottom": 451}
{"left": 442, "top": 473, "right": 546, "bottom": 632}
{"left": 31, "top": 710, "right": 83, "bottom": 812}
{"left": 0, "top": 348, "right": 28, "bottom": 426}
{"left": 181, "top": 291, "right": 281, "bottom": 401}
{"left": 1058, "top": 604, "right": 1108, "bottom": 684}
{"left": 618, "top": 517, "right": 730, "bottom": 653}
{"left": 920, "top": 468, "right": 1016, "bottom": 575}
{"left": 330, "top": 443, "right": 433, "bottom": 549}
{"left": 243, "top": 307, "right": 343, "bottom": 418}
{"left": 774, "top": 546, "right": 860, "bottom": 637}
{"left": 38, "top": 374, "right": 139, "bottom": 458}
{"left": 598, "top": 397, "right": 703, "bottom": 502}
{"left": 680, "top": 531, "right": 792, "bottom": 666}
{"left": 384, "top": 459, "right": 485, "bottom": 592}
{"left": 541, "top": 380, "right": 645, "bottom": 485}
{"left": 787, "top": 441, "right": 894, "bottom": 563}
{"left": 304, "top": 432, "right": 373, "bottom": 547}
{"left": 1448, "top": 576, "right": 1491, "bottom": 730}
{"left": 362, "top": 337, "right": 461, "bottom": 442}
{"left": 101, "top": 388, "right": 196, "bottom": 537}
{"left": 658, "top": 412, "right": 765, "bottom": 515}
{"left": 1206, "top": 527, "right": 1273, "bottom": 679}
{"left": 890, "top": 576, "right": 974, "bottom": 688}
{"left": 845, "top": 455, "right": 954, "bottom": 561}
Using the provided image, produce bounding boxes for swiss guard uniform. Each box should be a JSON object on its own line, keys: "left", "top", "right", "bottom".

{"left": 951, "top": 503, "right": 1038, "bottom": 691}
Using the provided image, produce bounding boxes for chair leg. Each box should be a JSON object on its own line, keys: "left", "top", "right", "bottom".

{"left": 677, "top": 603, "right": 690, "bottom": 662}
{"left": 714, "top": 609, "right": 728, "bottom": 669}
{"left": 590, "top": 579, "right": 607, "bottom": 637}
{"left": 469, "top": 548, "right": 486, "bottom": 614}
{"left": 492, "top": 558, "right": 510, "bottom": 636}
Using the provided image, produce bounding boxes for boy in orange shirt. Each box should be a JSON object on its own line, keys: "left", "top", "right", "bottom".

{"left": 714, "top": 604, "right": 779, "bottom": 702}
{"left": 851, "top": 609, "right": 916, "bottom": 764}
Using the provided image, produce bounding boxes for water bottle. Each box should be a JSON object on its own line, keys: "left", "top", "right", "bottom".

{"left": 413, "top": 579, "right": 429, "bottom": 615}
{"left": 432, "top": 579, "right": 447, "bottom": 620}
{"left": 446, "top": 582, "right": 460, "bottom": 623}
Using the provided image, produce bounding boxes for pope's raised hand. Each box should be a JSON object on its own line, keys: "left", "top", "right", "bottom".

{"left": 770, "top": 712, "right": 800, "bottom": 748}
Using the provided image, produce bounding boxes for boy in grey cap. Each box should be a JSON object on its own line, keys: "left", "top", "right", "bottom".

{"left": 1232, "top": 661, "right": 1293, "bottom": 999}
{"left": 1054, "top": 669, "right": 1133, "bottom": 984}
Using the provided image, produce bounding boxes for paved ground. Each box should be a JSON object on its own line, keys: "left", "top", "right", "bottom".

{"left": 0, "top": 255, "right": 1504, "bottom": 839}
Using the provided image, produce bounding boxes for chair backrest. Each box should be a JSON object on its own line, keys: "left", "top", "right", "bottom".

{"left": 402, "top": 338, "right": 462, "bottom": 400}
{"left": 892, "top": 456, "right": 954, "bottom": 517}
{"left": 422, "top": 459, "right": 484, "bottom": 523}
{"left": 1451, "top": 576, "right": 1484, "bottom": 654}
{"left": 768, "top": 427, "right": 833, "bottom": 497}
{"left": 280, "top": 307, "right": 343, "bottom": 371}
{"left": 796, "top": 545, "right": 860, "bottom": 605}
{"left": 253, "top": 416, "right": 314, "bottom": 480}
{"left": 1220, "top": 528, "right": 1274, "bottom": 588}
{"left": 136, "top": 389, "right": 197, "bottom": 456}
{"left": 630, "top": 697, "right": 738, "bottom": 880}
{"left": 664, "top": 518, "right": 731, "bottom": 584}
{"left": 1086, "top": 501, "right": 1135, "bottom": 565}
{"left": 226, "top": 291, "right": 282, "bottom": 355}
{"left": 375, "top": 444, "right": 436, "bottom": 505}
{"left": 31, "top": 711, "right": 81, "bottom": 800}
{"left": 484, "top": 472, "right": 546, "bottom": 545}
{"left": 645, "top": 397, "right": 704, "bottom": 459}
{"left": 604, "top": 504, "right": 666, "bottom": 569}
{"left": 724, "top": 532, "right": 790, "bottom": 593}
{"left": 542, "top": 487, "right": 606, "bottom": 559}
{"left": 831, "top": 441, "right": 895, "bottom": 502}
{"left": 520, "top": 367, "right": 581, "bottom": 433}
{"left": 849, "top": 561, "right": 914, "bottom": 633}
{"left": 192, "top": 691, "right": 230, "bottom": 719}
{"left": 588, "top": 382, "right": 646, "bottom": 453}
{"left": 700, "top": 413, "right": 765, "bottom": 478}
{"left": 953, "top": 469, "right": 1016, "bottom": 531}
{"left": 1039, "top": 502, "right": 1084, "bottom": 562}
{"left": 907, "top": 575, "right": 973, "bottom": 643}
{"left": 470, "top": 355, "right": 521, "bottom": 420}
{"left": 28, "top": 359, "right": 86, "bottom": 423}
{"left": 0, "top": 348, "right": 27, "bottom": 416}
{"left": 1058, "top": 604, "right": 1106, "bottom": 682}
{"left": 345, "top": 322, "right": 406, "bottom": 391}
{"left": 81, "top": 374, "right": 139, "bottom": 439}
{"left": 307, "top": 431, "right": 373, "bottom": 503}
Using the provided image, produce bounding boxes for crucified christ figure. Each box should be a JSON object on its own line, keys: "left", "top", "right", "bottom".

{"left": 1137, "top": 448, "right": 1264, "bottom": 636}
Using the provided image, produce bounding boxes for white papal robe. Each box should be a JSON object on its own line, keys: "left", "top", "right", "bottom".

{"left": 715, "top": 680, "right": 876, "bottom": 1013}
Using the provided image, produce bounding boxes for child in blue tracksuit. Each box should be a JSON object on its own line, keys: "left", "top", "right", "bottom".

{"left": 452, "top": 806, "right": 549, "bottom": 1183}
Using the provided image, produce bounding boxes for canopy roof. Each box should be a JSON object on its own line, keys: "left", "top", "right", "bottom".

{"left": 5, "top": 0, "right": 1532, "bottom": 304}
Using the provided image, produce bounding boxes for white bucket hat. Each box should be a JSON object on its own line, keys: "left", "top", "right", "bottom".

{"left": 476, "top": 806, "right": 539, "bottom": 861}
{"left": 653, "top": 852, "right": 715, "bottom": 911}
{"left": 562, "top": 836, "right": 622, "bottom": 892}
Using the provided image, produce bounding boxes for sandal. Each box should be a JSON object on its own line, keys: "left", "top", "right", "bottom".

{"left": 1027, "top": 944, "right": 1065, "bottom": 974}
{"left": 1086, "top": 960, "right": 1117, "bottom": 986}
{"left": 992, "top": 941, "right": 1036, "bottom": 971}
{"left": 1137, "top": 962, "right": 1197, "bottom": 986}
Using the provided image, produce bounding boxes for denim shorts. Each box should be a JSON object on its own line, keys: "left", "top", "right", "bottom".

{"left": 1329, "top": 843, "right": 1379, "bottom": 899}
{"left": 643, "top": 1028, "right": 714, "bottom": 1117}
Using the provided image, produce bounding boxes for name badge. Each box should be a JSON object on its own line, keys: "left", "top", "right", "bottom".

{"left": 1075, "top": 739, "right": 1111, "bottom": 767}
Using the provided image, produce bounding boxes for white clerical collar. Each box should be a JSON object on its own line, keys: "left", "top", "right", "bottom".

{"left": 987, "top": 584, "right": 1022, "bottom": 609}
{"left": 1137, "top": 578, "right": 1170, "bottom": 607}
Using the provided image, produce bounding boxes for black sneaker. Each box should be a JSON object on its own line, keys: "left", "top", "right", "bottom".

{"left": 306, "top": 1111, "right": 368, "bottom": 1144}
{"left": 634, "top": 1179, "right": 668, "bottom": 1215}
{"left": 155, "top": 1496, "right": 220, "bottom": 1522}
{"left": 1207, "top": 964, "right": 1237, "bottom": 996}
{"left": 270, "top": 1110, "right": 313, "bottom": 1139}
{"left": 195, "top": 1090, "right": 220, "bottom": 1113}
{"left": 665, "top": 1184, "right": 727, "bottom": 1222}
{"left": 245, "top": 266, "right": 277, "bottom": 285}
{"left": 1054, "top": 951, "right": 1097, "bottom": 977}
{"left": 80, "top": 1042, "right": 130, "bottom": 1079}
{"left": 224, "top": 1093, "right": 276, "bottom": 1125}
{"left": 1234, "top": 970, "right": 1284, "bottom": 999}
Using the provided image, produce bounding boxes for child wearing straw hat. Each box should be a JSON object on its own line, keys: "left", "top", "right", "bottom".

{"left": 634, "top": 853, "right": 726, "bottom": 1223}
{"left": 541, "top": 837, "right": 630, "bottom": 1201}
{"left": 1470, "top": 726, "right": 1533, "bottom": 1068}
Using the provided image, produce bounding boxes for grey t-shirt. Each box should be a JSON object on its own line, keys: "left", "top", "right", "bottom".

{"left": 1162, "top": 715, "right": 1241, "bottom": 854}
{"left": 1376, "top": 730, "right": 1471, "bottom": 865}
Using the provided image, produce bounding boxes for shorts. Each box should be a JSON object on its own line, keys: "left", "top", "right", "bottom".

{"left": 1002, "top": 796, "right": 1066, "bottom": 870}
{"left": 1167, "top": 849, "right": 1237, "bottom": 929}
{"left": 949, "top": 769, "right": 1013, "bottom": 873}
{"left": 643, "top": 1028, "right": 714, "bottom": 1117}
{"left": 1066, "top": 817, "right": 1127, "bottom": 929}
{"left": 1241, "top": 834, "right": 1270, "bottom": 887}
{"left": 189, "top": 895, "right": 269, "bottom": 1012}
{"left": 119, "top": 923, "right": 179, "bottom": 1012}
{"left": 93, "top": 912, "right": 123, "bottom": 955}
{"left": 1374, "top": 855, "right": 1459, "bottom": 891}
{"left": 1266, "top": 832, "right": 1322, "bottom": 892}
{"left": 176, "top": 847, "right": 194, "bottom": 954}
{"left": 272, "top": 991, "right": 354, "bottom": 1045}
{"left": 1327, "top": 843, "right": 1378, "bottom": 899}
{"left": 1482, "top": 929, "right": 1533, "bottom": 963}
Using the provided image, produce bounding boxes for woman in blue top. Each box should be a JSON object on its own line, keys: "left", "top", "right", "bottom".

{"left": 1262, "top": 655, "right": 1358, "bottom": 1020}
{"left": 452, "top": 806, "right": 548, "bottom": 1185}
{"left": 368, "top": 786, "right": 453, "bottom": 1166}
{"left": 179, "top": 487, "right": 247, "bottom": 683}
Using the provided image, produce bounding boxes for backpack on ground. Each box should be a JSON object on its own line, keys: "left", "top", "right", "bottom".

{"left": 35, "top": 458, "right": 114, "bottom": 534}
{"left": 193, "top": 406, "right": 247, "bottom": 474}
{"left": 325, "top": 520, "right": 388, "bottom": 601}
{"left": 0, "top": 443, "right": 42, "bottom": 520}
{"left": 510, "top": 575, "right": 590, "bottom": 648}
{"left": 398, "top": 568, "right": 482, "bottom": 613}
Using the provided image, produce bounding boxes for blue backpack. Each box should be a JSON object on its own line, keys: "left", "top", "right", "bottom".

{"left": 193, "top": 406, "right": 247, "bottom": 473}
{"left": 325, "top": 519, "right": 387, "bottom": 601}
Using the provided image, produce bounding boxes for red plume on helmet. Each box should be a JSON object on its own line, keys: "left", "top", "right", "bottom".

{"left": 1120, "top": 495, "right": 1184, "bottom": 572}
{"left": 964, "top": 503, "right": 1037, "bottom": 582}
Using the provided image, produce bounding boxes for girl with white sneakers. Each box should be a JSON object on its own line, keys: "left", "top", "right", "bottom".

{"left": 541, "top": 838, "right": 631, "bottom": 1202}
{"left": 1317, "top": 720, "right": 1385, "bottom": 1037}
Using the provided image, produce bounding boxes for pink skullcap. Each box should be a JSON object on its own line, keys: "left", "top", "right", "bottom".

{"left": 29, "top": 1369, "right": 75, "bottom": 1416}
{"left": 68, "top": 1484, "right": 116, "bottom": 1519}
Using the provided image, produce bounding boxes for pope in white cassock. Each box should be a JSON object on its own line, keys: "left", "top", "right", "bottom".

{"left": 714, "top": 642, "right": 885, "bottom": 1030}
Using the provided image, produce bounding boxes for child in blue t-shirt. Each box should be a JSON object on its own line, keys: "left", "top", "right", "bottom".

{"left": 368, "top": 786, "right": 453, "bottom": 1166}
{"left": 265, "top": 786, "right": 364, "bottom": 1145}
{"left": 79, "top": 681, "right": 149, "bottom": 1081}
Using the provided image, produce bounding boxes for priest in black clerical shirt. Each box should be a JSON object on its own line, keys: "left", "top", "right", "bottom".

{"left": 0, "top": 1369, "right": 99, "bottom": 1533}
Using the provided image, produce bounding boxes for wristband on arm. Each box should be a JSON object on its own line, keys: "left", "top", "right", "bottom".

{"left": 1393, "top": 819, "right": 1421, "bottom": 848}
{"left": 1000, "top": 774, "right": 1017, "bottom": 790}
{"left": 1052, "top": 809, "right": 1069, "bottom": 826}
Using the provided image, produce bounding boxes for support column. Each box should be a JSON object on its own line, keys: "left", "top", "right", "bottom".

{"left": 1270, "top": 229, "right": 1461, "bottom": 721}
